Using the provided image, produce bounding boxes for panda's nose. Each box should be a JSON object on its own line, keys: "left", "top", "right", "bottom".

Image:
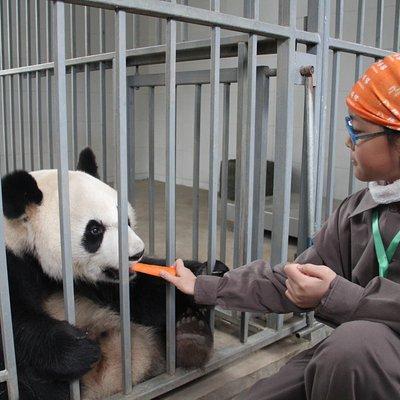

{"left": 129, "top": 249, "right": 144, "bottom": 262}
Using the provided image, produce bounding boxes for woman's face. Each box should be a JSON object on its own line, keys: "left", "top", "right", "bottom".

{"left": 345, "top": 112, "right": 400, "bottom": 182}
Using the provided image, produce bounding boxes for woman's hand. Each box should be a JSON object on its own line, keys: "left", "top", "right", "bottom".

{"left": 160, "top": 259, "right": 197, "bottom": 296}
{"left": 283, "top": 263, "right": 337, "bottom": 309}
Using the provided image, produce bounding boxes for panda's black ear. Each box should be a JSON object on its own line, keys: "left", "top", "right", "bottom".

{"left": 1, "top": 171, "right": 43, "bottom": 219}
{"left": 76, "top": 147, "right": 99, "bottom": 179}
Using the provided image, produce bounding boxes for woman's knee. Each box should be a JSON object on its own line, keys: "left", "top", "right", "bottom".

{"left": 306, "top": 321, "right": 389, "bottom": 373}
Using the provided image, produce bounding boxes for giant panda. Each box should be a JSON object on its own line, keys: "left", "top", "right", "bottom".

{"left": 0, "top": 148, "right": 228, "bottom": 400}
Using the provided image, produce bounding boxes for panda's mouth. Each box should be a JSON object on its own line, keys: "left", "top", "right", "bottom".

{"left": 102, "top": 250, "right": 144, "bottom": 281}
{"left": 103, "top": 267, "right": 136, "bottom": 281}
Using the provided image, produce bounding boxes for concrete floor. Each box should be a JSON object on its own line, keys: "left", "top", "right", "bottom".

{"left": 131, "top": 180, "right": 322, "bottom": 399}
{"left": 133, "top": 179, "right": 298, "bottom": 268}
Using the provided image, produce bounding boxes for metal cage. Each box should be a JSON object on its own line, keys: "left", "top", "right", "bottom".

{"left": 0, "top": 1, "right": 398, "bottom": 399}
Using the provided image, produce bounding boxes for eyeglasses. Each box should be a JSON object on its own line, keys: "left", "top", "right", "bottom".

{"left": 345, "top": 116, "right": 386, "bottom": 147}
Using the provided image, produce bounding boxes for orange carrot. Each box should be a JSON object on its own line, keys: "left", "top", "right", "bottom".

{"left": 131, "top": 262, "right": 176, "bottom": 277}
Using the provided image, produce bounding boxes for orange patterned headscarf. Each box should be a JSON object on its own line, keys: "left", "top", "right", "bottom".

{"left": 346, "top": 53, "right": 400, "bottom": 131}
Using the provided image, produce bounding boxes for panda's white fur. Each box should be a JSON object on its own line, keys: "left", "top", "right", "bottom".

{"left": 4, "top": 169, "right": 145, "bottom": 282}
{"left": 43, "top": 294, "right": 165, "bottom": 400}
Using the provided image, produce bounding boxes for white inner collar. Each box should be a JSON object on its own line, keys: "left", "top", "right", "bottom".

{"left": 368, "top": 179, "right": 400, "bottom": 204}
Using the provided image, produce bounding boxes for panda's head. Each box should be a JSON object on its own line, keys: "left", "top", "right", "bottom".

{"left": 1, "top": 148, "right": 145, "bottom": 283}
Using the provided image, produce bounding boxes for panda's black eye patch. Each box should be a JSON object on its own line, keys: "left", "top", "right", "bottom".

{"left": 82, "top": 220, "right": 105, "bottom": 254}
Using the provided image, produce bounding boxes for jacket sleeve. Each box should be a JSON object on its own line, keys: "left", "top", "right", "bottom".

{"left": 194, "top": 200, "right": 349, "bottom": 314}
{"left": 315, "top": 274, "right": 400, "bottom": 334}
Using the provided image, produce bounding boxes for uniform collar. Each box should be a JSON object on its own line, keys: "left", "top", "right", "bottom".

{"left": 348, "top": 189, "right": 379, "bottom": 219}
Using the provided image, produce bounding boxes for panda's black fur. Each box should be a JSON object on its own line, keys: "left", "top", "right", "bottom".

{"left": 0, "top": 148, "right": 228, "bottom": 400}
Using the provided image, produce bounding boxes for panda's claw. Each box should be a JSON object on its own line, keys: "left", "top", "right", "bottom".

{"left": 176, "top": 310, "right": 213, "bottom": 369}
{"left": 45, "top": 321, "right": 101, "bottom": 381}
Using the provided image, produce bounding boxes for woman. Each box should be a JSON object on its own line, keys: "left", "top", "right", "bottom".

{"left": 161, "top": 53, "right": 400, "bottom": 399}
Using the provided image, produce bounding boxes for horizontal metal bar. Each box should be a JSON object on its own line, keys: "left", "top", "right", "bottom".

{"left": 128, "top": 65, "right": 276, "bottom": 87}
{"left": 63, "top": 0, "right": 319, "bottom": 43}
{"left": 129, "top": 68, "right": 235, "bottom": 87}
{"left": 0, "top": 34, "right": 277, "bottom": 76}
{"left": 109, "top": 317, "right": 307, "bottom": 400}
{"left": 295, "top": 321, "right": 325, "bottom": 338}
{"left": 329, "top": 38, "right": 391, "bottom": 58}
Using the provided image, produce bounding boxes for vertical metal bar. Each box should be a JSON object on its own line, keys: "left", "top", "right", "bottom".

{"left": 271, "top": 0, "right": 296, "bottom": 266}
{"left": 0, "top": 195, "right": 19, "bottom": 400}
{"left": 165, "top": 4, "right": 177, "bottom": 375}
{"left": 304, "top": 1, "right": 327, "bottom": 330}
{"left": 134, "top": 14, "right": 140, "bottom": 48}
{"left": 16, "top": 0, "right": 25, "bottom": 170}
{"left": 395, "top": 0, "right": 400, "bottom": 51}
{"left": 180, "top": 0, "right": 189, "bottom": 42}
{"left": 297, "top": 69, "right": 315, "bottom": 254}
{"left": 53, "top": 3, "right": 79, "bottom": 399}
{"left": 239, "top": 0, "right": 258, "bottom": 344}
{"left": 0, "top": 74, "right": 5, "bottom": 174}
{"left": 192, "top": 84, "right": 201, "bottom": 260}
{"left": 84, "top": 6, "right": 91, "bottom": 147}
{"left": 99, "top": 8, "right": 107, "bottom": 180}
{"left": 7, "top": 73, "right": 15, "bottom": 171}
{"left": 349, "top": 0, "right": 365, "bottom": 195}
{"left": 325, "top": 0, "right": 343, "bottom": 219}
{"left": 156, "top": 18, "right": 163, "bottom": 44}
{"left": 35, "top": 0, "right": 42, "bottom": 170}
{"left": 270, "top": 0, "right": 297, "bottom": 331}
{"left": 70, "top": 4, "right": 78, "bottom": 167}
{"left": 127, "top": 87, "right": 135, "bottom": 204}
{"left": 208, "top": 0, "right": 221, "bottom": 335}
{"left": 0, "top": 5, "right": 18, "bottom": 371}
{"left": 114, "top": 9, "right": 132, "bottom": 395}
{"left": 25, "top": 0, "right": 34, "bottom": 171}
{"left": 307, "top": 0, "right": 327, "bottom": 230}
{"left": 242, "top": 0, "right": 258, "bottom": 265}
{"left": 233, "top": 42, "right": 247, "bottom": 269}
{"left": 220, "top": 83, "right": 230, "bottom": 263}
{"left": 252, "top": 67, "right": 269, "bottom": 260}
{"left": 235, "top": 2, "right": 251, "bottom": 269}
{"left": 208, "top": 0, "right": 220, "bottom": 275}
{"left": 156, "top": 18, "right": 163, "bottom": 45}
{"left": 46, "top": 1, "right": 53, "bottom": 168}
{"left": 148, "top": 86, "right": 155, "bottom": 255}
{"left": 6, "top": 0, "right": 15, "bottom": 171}
{"left": 0, "top": 0, "right": 9, "bottom": 174}
{"left": 376, "top": 0, "right": 384, "bottom": 49}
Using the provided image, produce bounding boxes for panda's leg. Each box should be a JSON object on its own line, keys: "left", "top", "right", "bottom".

{"left": 137, "top": 257, "right": 229, "bottom": 368}
{"left": 175, "top": 304, "right": 214, "bottom": 369}
{"left": 7, "top": 368, "right": 70, "bottom": 400}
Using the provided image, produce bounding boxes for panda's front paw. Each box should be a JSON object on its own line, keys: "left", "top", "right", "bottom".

{"left": 47, "top": 321, "right": 101, "bottom": 381}
{"left": 176, "top": 308, "right": 213, "bottom": 369}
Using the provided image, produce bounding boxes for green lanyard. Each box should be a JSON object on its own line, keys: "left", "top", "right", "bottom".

{"left": 372, "top": 209, "right": 400, "bottom": 278}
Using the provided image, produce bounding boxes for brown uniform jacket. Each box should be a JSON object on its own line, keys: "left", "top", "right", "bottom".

{"left": 194, "top": 188, "right": 400, "bottom": 333}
